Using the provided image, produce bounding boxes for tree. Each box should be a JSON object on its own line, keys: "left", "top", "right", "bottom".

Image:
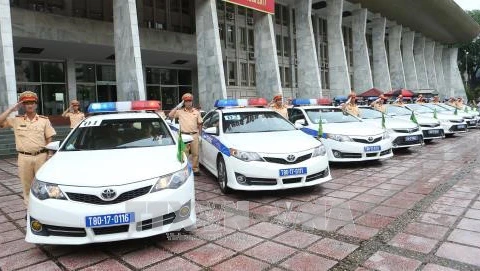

{"left": 458, "top": 10, "right": 480, "bottom": 101}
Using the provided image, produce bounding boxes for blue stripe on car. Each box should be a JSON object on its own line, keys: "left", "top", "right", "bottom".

{"left": 300, "top": 127, "right": 326, "bottom": 138}
{"left": 201, "top": 132, "right": 231, "bottom": 157}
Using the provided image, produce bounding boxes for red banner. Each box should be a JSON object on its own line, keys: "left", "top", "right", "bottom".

{"left": 223, "top": 0, "right": 275, "bottom": 14}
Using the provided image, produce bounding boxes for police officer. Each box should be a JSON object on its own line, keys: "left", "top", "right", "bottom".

{"left": 168, "top": 93, "right": 203, "bottom": 176}
{"left": 269, "top": 94, "right": 289, "bottom": 119}
{"left": 455, "top": 97, "right": 464, "bottom": 109}
{"left": 416, "top": 94, "right": 425, "bottom": 104}
{"left": 62, "top": 99, "right": 85, "bottom": 129}
{"left": 371, "top": 94, "right": 387, "bottom": 113}
{"left": 431, "top": 96, "right": 440, "bottom": 104}
{"left": 0, "top": 91, "right": 56, "bottom": 206}
{"left": 341, "top": 92, "right": 360, "bottom": 117}
{"left": 446, "top": 97, "right": 456, "bottom": 107}
{"left": 393, "top": 95, "right": 405, "bottom": 106}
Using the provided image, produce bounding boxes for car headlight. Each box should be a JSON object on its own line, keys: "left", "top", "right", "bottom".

{"left": 151, "top": 165, "right": 190, "bottom": 192}
{"left": 31, "top": 179, "right": 66, "bottom": 200}
{"left": 229, "top": 148, "right": 264, "bottom": 162}
{"left": 312, "top": 145, "right": 326, "bottom": 157}
{"left": 325, "top": 134, "right": 353, "bottom": 142}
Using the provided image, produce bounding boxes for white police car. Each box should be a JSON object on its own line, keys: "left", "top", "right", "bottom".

{"left": 26, "top": 101, "right": 196, "bottom": 245}
{"left": 199, "top": 99, "right": 331, "bottom": 193}
{"left": 358, "top": 107, "right": 423, "bottom": 149}
{"left": 404, "top": 104, "right": 467, "bottom": 135}
{"left": 423, "top": 103, "right": 479, "bottom": 128}
{"left": 382, "top": 104, "right": 444, "bottom": 141}
{"left": 288, "top": 99, "right": 393, "bottom": 162}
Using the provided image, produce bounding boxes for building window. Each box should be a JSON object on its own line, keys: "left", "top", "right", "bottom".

{"left": 282, "top": 6, "right": 289, "bottom": 26}
{"left": 76, "top": 63, "right": 117, "bottom": 110}
{"left": 146, "top": 67, "right": 192, "bottom": 110}
{"left": 275, "top": 4, "right": 281, "bottom": 25}
{"left": 240, "top": 63, "right": 248, "bottom": 86}
{"left": 276, "top": 35, "right": 282, "bottom": 56}
{"left": 249, "top": 64, "right": 256, "bottom": 86}
{"left": 279, "top": 66, "right": 284, "bottom": 87}
{"left": 285, "top": 67, "right": 291, "bottom": 87}
{"left": 11, "top": 0, "right": 66, "bottom": 15}
{"left": 228, "top": 61, "right": 236, "bottom": 86}
{"left": 239, "top": 27, "right": 247, "bottom": 51}
{"left": 283, "top": 36, "right": 290, "bottom": 57}
{"left": 248, "top": 29, "right": 254, "bottom": 51}
{"left": 227, "top": 25, "right": 235, "bottom": 49}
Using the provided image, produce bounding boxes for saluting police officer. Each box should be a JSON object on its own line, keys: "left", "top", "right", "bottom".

{"left": 269, "top": 94, "right": 289, "bottom": 119}
{"left": 371, "top": 94, "right": 387, "bottom": 113}
{"left": 62, "top": 99, "right": 85, "bottom": 129}
{"left": 0, "top": 91, "right": 56, "bottom": 206}
{"left": 341, "top": 92, "right": 360, "bottom": 117}
{"left": 431, "top": 96, "right": 440, "bottom": 104}
{"left": 393, "top": 95, "right": 405, "bottom": 106}
{"left": 416, "top": 94, "right": 425, "bottom": 104}
{"left": 168, "top": 93, "right": 203, "bottom": 176}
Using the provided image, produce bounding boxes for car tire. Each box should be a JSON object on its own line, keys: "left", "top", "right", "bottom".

{"left": 217, "top": 157, "right": 231, "bottom": 194}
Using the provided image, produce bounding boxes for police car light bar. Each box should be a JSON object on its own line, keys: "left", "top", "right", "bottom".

{"left": 87, "top": 100, "right": 160, "bottom": 113}
{"left": 291, "top": 98, "right": 332, "bottom": 106}
{"left": 214, "top": 98, "right": 268, "bottom": 108}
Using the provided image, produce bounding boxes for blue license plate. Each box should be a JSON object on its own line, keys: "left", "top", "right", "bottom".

{"left": 85, "top": 212, "right": 134, "bottom": 228}
{"left": 405, "top": 135, "right": 418, "bottom": 142}
{"left": 279, "top": 167, "right": 307, "bottom": 177}
{"left": 364, "top": 145, "right": 381, "bottom": 152}
{"left": 458, "top": 124, "right": 466, "bottom": 129}
{"left": 428, "top": 129, "right": 440, "bottom": 135}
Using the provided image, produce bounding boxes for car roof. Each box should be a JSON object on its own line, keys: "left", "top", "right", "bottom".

{"left": 85, "top": 112, "right": 162, "bottom": 122}
{"left": 218, "top": 107, "right": 275, "bottom": 113}
{"left": 292, "top": 105, "right": 340, "bottom": 110}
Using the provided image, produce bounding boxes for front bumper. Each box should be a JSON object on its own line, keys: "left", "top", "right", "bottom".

{"left": 26, "top": 175, "right": 196, "bottom": 245}
{"left": 224, "top": 153, "right": 331, "bottom": 191}
{"left": 389, "top": 131, "right": 424, "bottom": 149}
{"left": 441, "top": 122, "right": 468, "bottom": 134}
{"left": 420, "top": 126, "right": 445, "bottom": 140}
{"left": 324, "top": 138, "right": 393, "bottom": 162}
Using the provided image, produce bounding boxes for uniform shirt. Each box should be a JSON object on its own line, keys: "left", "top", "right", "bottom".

{"left": 373, "top": 103, "right": 386, "bottom": 113}
{"left": 64, "top": 111, "right": 85, "bottom": 128}
{"left": 416, "top": 100, "right": 425, "bottom": 104}
{"left": 393, "top": 101, "right": 405, "bottom": 106}
{"left": 344, "top": 103, "right": 360, "bottom": 117}
{"left": 1, "top": 115, "right": 56, "bottom": 153}
{"left": 271, "top": 105, "right": 288, "bottom": 119}
{"left": 174, "top": 108, "right": 203, "bottom": 133}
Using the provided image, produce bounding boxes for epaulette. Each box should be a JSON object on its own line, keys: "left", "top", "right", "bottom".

{"left": 38, "top": 115, "right": 49, "bottom": 119}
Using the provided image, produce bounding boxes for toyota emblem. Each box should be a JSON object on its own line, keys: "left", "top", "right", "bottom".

{"left": 286, "top": 155, "right": 296, "bottom": 162}
{"left": 367, "top": 136, "right": 374, "bottom": 142}
{"left": 101, "top": 189, "right": 117, "bottom": 201}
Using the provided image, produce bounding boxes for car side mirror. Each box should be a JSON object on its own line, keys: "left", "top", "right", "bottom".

{"left": 182, "top": 135, "right": 193, "bottom": 144}
{"left": 388, "top": 113, "right": 396, "bottom": 117}
{"left": 204, "top": 127, "right": 218, "bottom": 135}
{"left": 46, "top": 141, "right": 61, "bottom": 151}
{"left": 294, "top": 119, "right": 306, "bottom": 129}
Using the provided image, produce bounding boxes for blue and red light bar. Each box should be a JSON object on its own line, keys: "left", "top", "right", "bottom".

{"left": 214, "top": 98, "right": 268, "bottom": 108}
{"left": 291, "top": 98, "right": 332, "bottom": 106}
{"left": 87, "top": 100, "right": 161, "bottom": 113}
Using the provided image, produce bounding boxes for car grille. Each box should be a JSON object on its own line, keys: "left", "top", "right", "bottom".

{"left": 420, "top": 123, "right": 440, "bottom": 128}
{"left": 245, "top": 177, "right": 277, "bottom": 186}
{"left": 282, "top": 177, "right": 302, "bottom": 184}
{"left": 380, "top": 149, "right": 392, "bottom": 156}
{"left": 43, "top": 224, "right": 87, "bottom": 237}
{"left": 93, "top": 225, "right": 129, "bottom": 235}
{"left": 449, "top": 125, "right": 467, "bottom": 132}
{"left": 392, "top": 136, "right": 423, "bottom": 146}
{"left": 366, "top": 153, "right": 378, "bottom": 157}
{"left": 306, "top": 168, "right": 329, "bottom": 182}
{"left": 338, "top": 152, "right": 362, "bottom": 159}
{"left": 67, "top": 186, "right": 152, "bottom": 205}
{"left": 393, "top": 127, "right": 419, "bottom": 133}
{"left": 352, "top": 136, "right": 382, "bottom": 144}
{"left": 422, "top": 129, "right": 444, "bottom": 138}
{"left": 263, "top": 153, "right": 312, "bottom": 164}
{"left": 449, "top": 119, "right": 463, "bottom": 123}
{"left": 137, "top": 212, "right": 176, "bottom": 231}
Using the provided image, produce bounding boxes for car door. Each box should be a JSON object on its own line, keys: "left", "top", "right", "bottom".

{"left": 200, "top": 111, "right": 221, "bottom": 172}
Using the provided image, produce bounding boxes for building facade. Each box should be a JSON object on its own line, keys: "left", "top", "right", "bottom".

{"left": 0, "top": 0, "right": 479, "bottom": 114}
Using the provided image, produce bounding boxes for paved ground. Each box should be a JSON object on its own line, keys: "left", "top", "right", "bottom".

{"left": 1, "top": 131, "right": 480, "bottom": 271}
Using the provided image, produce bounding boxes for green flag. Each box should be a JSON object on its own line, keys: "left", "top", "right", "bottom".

{"left": 454, "top": 108, "right": 458, "bottom": 115}
{"left": 464, "top": 106, "right": 469, "bottom": 113}
{"left": 177, "top": 126, "right": 186, "bottom": 163}
{"left": 317, "top": 116, "right": 323, "bottom": 139}
{"left": 381, "top": 112, "right": 386, "bottom": 129}
{"left": 410, "top": 111, "right": 418, "bottom": 125}
{"left": 433, "top": 108, "right": 438, "bottom": 119}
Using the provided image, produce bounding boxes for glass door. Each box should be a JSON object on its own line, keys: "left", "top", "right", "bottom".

{"left": 161, "top": 87, "right": 178, "bottom": 110}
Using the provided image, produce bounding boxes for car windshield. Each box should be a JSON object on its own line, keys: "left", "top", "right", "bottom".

{"left": 359, "top": 108, "right": 386, "bottom": 119}
{"left": 61, "top": 118, "right": 174, "bottom": 151}
{"left": 423, "top": 104, "right": 449, "bottom": 112}
{"left": 222, "top": 111, "right": 296, "bottom": 133}
{"left": 439, "top": 104, "right": 458, "bottom": 111}
{"left": 385, "top": 105, "right": 412, "bottom": 116}
{"left": 406, "top": 104, "right": 433, "bottom": 113}
{"left": 305, "top": 108, "right": 360, "bottom": 124}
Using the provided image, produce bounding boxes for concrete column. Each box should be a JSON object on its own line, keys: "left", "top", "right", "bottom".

{"left": 388, "top": 25, "right": 406, "bottom": 89}
{"left": 402, "top": 31, "right": 418, "bottom": 90}
{"left": 0, "top": 0, "right": 17, "bottom": 112}
{"left": 254, "top": 12, "right": 282, "bottom": 100}
{"left": 371, "top": 17, "right": 391, "bottom": 91}
{"left": 414, "top": 35, "right": 428, "bottom": 89}
{"left": 351, "top": 8, "right": 373, "bottom": 92}
{"left": 424, "top": 40, "right": 437, "bottom": 91}
{"left": 195, "top": 0, "right": 226, "bottom": 111}
{"left": 434, "top": 43, "right": 447, "bottom": 99}
{"left": 326, "top": 0, "right": 350, "bottom": 97}
{"left": 443, "top": 47, "right": 466, "bottom": 99}
{"left": 113, "top": 0, "right": 146, "bottom": 101}
{"left": 66, "top": 59, "right": 77, "bottom": 101}
{"left": 294, "top": 0, "right": 322, "bottom": 97}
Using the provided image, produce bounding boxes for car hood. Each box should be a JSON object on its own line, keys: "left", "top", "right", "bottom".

{"left": 36, "top": 146, "right": 186, "bottom": 187}
{"left": 320, "top": 122, "right": 384, "bottom": 136}
{"left": 392, "top": 115, "right": 440, "bottom": 125}
{"left": 223, "top": 130, "right": 320, "bottom": 154}
{"left": 362, "top": 118, "right": 418, "bottom": 129}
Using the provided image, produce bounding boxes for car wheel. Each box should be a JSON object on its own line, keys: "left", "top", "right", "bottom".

{"left": 217, "top": 157, "right": 231, "bottom": 194}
